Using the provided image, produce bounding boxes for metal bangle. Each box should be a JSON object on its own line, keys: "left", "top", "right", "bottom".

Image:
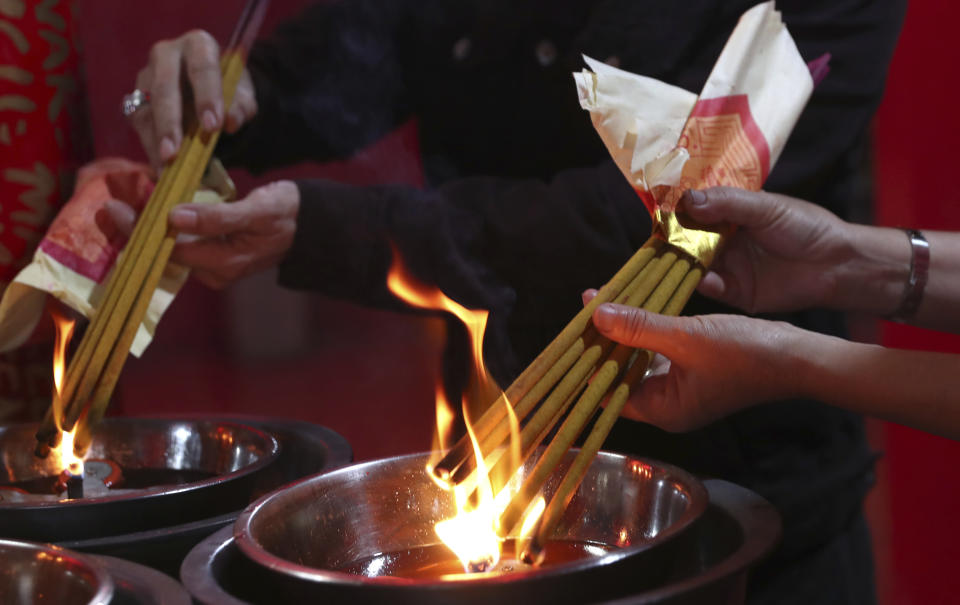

{"left": 889, "top": 229, "right": 929, "bottom": 321}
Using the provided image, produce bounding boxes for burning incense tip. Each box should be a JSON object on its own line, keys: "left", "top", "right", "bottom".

{"left": 466, "top": 555, "right": 496, "bottom": 574}
{"left": 520, "top": 540, "right": 546, "bottom": 567}
{"left": 489, "top": 558, "right": 533, "bottom": 574}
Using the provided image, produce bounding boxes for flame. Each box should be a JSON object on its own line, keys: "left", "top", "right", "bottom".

{"left": 434, "top": 406, "right": 500, "bottom": 572}
{"left": 49, "top": 310, "right": 84, "bottom": 475}
{"left": 427, "top": 385, "right": 456, "bottom": 491}
{"left": 518, "top": 496, "right": 546, "bottom": 539}
{"left": 387, "top": 246, "right": 511, "bottom": 572}
{"left": 385, "top": 248, "right": 492, "bottom": 388}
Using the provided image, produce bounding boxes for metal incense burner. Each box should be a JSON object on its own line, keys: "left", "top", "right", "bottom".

{"left": 211, "top": 450, "right": 731, "bottom": 604}
{"left": 0, "top": 538, "right": 114, "bottom": 605}
{"left": 0, "top": 417, "right": 280, "bottom": 542}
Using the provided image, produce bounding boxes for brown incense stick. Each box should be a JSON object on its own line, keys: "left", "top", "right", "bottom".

{"left": 432, "top": 238, "right": 660, "bottom": 479}
{"left": 445, "top": 241, "right": 671, "bottom": 484}
{"left": 526, "top": 264, "right": 704, "bottom": 558}
{"left": 459, "top": 247, "right": 679, "bottom": 488}
{"left": 499, "top": 256, "right": 692, "bottom": 535}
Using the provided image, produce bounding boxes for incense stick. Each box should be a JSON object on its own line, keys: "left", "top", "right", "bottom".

{"left": 432, "top": 238, "right": 660, "bottom": 479}
{"left": 499, "top": 257, "right": 693, "bottom": 535}
{"left": 458, "top": 247, "right": 677, "bottom": 489}
{"left": 442, "top": 241, "right": 669, "bottom": 484}
{"left": 526, "top": 265, "right": 704, "bottom": 558}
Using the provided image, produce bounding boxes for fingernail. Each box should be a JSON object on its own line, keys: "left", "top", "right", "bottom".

{"left": 159, "top": 137, "right": 177, "bottom": 161}
{"left": 202, "top": 109, "right": 218, "bottom": 131}
{"left": 593, "top": 304, "right": 618, "bottom": 331}
{"left": 685, "top": 189, "right": 706, "bottom": 206}
{"left": 170, "top": 207, "right": 197, "bottom": 230}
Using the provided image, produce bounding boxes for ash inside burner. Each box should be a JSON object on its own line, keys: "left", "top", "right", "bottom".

{"left": 337, "top": 539, "right": 615, "bottom": 579}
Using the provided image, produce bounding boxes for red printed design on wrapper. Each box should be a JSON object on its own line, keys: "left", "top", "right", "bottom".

{"left": 38, "top": 164, "right": 154, "bottom": 284}
{"left": 654, "top": 94, "right": 770, "bottom": 212}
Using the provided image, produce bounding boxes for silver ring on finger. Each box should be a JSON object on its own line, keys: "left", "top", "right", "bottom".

{"left": 122, "top": 89, "right": 150, "bottom": 117}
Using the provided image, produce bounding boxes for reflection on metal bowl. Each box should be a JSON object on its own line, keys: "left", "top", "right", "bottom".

{"left": 231, "top": 451, "right": 709, "bottom": 603}
{"left": 0, "top": 418, "right": 280, "bottom": 542}
{"left": 0, "top": 538, "right": 114, "bottom": 605}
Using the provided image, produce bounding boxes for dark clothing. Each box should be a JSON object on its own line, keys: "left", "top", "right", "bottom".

{"left": 219, "top": 1, "right": 906, "bottom": 602}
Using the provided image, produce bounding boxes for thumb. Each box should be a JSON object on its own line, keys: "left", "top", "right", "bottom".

{"left": 169, "top": 200, "right": 250, "bottom": 236}
{"left": 592, "top": 304, "right": 680, "bottom": 355}
{"left": 680, "top": 186, "right": 779, "bottom": 230}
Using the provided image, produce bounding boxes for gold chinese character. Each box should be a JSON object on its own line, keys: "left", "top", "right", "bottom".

{"left": 35, "top": 0, "right": 64, "bottom": 32}
{"left": 5, "top": 162, "right": 56, "bottom": 226}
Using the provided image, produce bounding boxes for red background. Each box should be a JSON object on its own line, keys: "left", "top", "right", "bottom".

{"left": 75, "top": 1, "right": 960, "bottom": 602}
{"left": 870, "top": 1, "right": 960, "bottom": 602}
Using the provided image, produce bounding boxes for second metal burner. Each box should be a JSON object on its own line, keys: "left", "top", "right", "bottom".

{"left": 0, "top": 417, "right": 280, "bottom": 542}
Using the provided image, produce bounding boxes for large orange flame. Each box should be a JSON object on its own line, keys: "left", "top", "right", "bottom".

{"left": 386, "top": 246, "right": 546, "bottom": 573}
{"left": 49, "top": 310, "right": 83, "bottom": 475}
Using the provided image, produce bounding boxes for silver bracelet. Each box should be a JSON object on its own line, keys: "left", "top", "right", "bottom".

{"left": 889, "top": 229, "right": 929, "bottom": 321}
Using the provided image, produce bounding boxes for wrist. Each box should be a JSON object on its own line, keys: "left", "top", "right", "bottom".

{"left": 785, "top": 325, "right": 854, "bottom": 403}
{"left": 772, "top": 323, "right": 825, "bottom": 400}
{"left": 830, "top": 223, "right": 909, "bottom": 314}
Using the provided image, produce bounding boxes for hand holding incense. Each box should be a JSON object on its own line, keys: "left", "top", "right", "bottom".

{"left": 429, "top": 1, "right": 819, "bottom": 560}
{"left": 34, "top": 0, "right": 271, "bottom": 457}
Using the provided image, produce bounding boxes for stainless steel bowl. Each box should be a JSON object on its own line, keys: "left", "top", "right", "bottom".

{"left": 181, "top": 479, "right": 780, "bottom": 605}
{"left": 0, "top": 418, "right": 280, "bottom": 542}
{"left": 58, "top": 418, "right": 353, "bottom": 578}
{"left": 232, "top": 451, "right": 708, "bottom": 604}
{"left": 0, "top": 539, "right": 114, "bottom": 605}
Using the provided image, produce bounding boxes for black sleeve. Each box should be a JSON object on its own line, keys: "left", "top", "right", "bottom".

{"left": 216, "top": 0, "right": 413, "bottom": 173}
{"left": 278, "top": 160, "right": 651, "bottom": 383}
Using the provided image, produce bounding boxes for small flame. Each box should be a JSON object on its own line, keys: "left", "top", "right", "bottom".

{"left": 387, "top": 246, "right": 512, "bottom": 573}
{"left": 49, "top": 310, "right": 84, "bottom": 475}
{"left": 427, "top": 385, "right": 456, "bottom": 491}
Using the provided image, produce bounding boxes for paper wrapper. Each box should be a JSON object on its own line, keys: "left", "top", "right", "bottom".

{"left": 575, "top": 1, "right": 813, "bottom": 267}
{"left": 0, "top": 157, "right": 234, "bottom": 357}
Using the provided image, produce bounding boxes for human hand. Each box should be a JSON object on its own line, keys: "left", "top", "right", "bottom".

{"left": 681, "top": 187, "right": 853, "bottom": 313}
{"left": 99, "top": 180, "right": 300, "bottom": 289}
{"left": 130, "top": 30, "right": 257, "bottom": 167}
{"left": 589, "top": 301, "right": 809, "bottom": 431}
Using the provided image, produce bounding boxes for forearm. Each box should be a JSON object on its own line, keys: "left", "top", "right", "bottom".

{"left": 794, "top": 331, "right": 960, "bottom": 440}
{"left": 830, "top": 224, "right": 960, "bottom": 332}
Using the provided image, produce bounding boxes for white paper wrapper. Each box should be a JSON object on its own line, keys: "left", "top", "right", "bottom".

{"left": 0, "top": 158, "right": 232, "bottom": 357}
{"left": 575, "top": 1, "right": 814, "bottom": 265}
{"left": 574, "top": 56, "right": 697, "bottom": 192}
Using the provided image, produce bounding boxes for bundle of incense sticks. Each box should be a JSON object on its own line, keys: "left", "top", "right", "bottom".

{"left": 431, "top": 236, "right": 702, "bottom": 556}
{"left": 433, "top": 1, "right": 818, "bottom": 561}
{"left": 34, "top": 0, "right": 270, "bottom": 457}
